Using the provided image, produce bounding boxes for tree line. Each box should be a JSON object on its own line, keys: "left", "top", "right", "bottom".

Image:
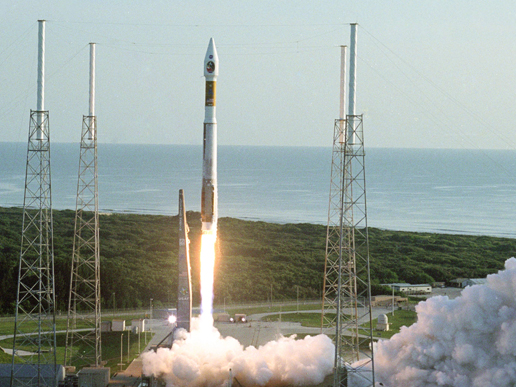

{"left": 0, "top": 206, "right": 514, "bottom": 314}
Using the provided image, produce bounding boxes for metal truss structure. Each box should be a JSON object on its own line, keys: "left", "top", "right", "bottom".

{"left": 322, "top": 115, "right": 375, "bottom": 387}
{"left": 65, "top": 115, "right": 101, "bottom": 368}
{"left": 11, "top": 110, "right": 58, "bottom": 387}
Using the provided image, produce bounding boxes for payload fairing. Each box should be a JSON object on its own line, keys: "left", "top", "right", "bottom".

{"left": 201, "top": 38, "right": 218, "bottom": 233}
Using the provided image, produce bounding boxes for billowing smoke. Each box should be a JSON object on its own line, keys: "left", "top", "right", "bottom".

{"left": 142, "top": 318, "right": 334, "bottom": 386}
{"left": 374, "top": 257, "right": 516, "bottom": 387}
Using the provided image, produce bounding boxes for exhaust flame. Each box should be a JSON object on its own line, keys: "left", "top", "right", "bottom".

{"left": 142, "top": 215, "right": 336, "bottom": 385}
{"left": 200, "top": 231, "right": 216, "bottom": 328}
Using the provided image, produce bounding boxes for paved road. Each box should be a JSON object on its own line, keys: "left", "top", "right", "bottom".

{"left": 220, "top": 307, "right": 397, "bottom": 346}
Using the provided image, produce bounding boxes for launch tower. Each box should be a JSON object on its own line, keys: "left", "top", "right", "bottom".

{"left": 321, "top": 24, "right": 375, "bottom": 387}
{"left": 65, "top": 43, "right": 102, "bottom": 368}
{"left": 11, "top": 20, "right": 58, "bottom": 387}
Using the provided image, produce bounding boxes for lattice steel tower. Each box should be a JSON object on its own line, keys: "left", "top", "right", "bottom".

{"left": 321, "top": 24, "right": 375, "bottom": 387}
{"left": 11, "top": 20, "right": 58, "bottom": 387}
{"left": 65, "top": 43, "right": 101, "bottom": 369}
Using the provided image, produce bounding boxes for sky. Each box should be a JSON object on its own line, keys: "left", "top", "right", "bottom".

{"left": 1, "top": 1, "right": 516, "bottom": 149}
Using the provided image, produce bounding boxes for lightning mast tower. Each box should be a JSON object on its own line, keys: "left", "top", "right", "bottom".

{"left": 321, "top": 24, "right": 375, "bottom": 387}
{"left": 65, "top": 43, "right": 101, "bottom": 369}
{"left": 11, "top": 20, "right": 58, "bottom": 387}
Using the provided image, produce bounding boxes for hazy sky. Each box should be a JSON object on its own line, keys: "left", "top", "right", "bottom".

{"left": 1, "top": 1, "right": 515, "bottom": 149}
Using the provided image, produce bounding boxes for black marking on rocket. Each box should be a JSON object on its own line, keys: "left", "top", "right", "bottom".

{"left": 201, "top": 123, "right": 215, "bottom": 224}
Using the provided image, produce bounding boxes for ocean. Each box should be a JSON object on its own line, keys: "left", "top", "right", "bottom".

{"left": 1, "top": 142, "right": 516, "bottom": 238}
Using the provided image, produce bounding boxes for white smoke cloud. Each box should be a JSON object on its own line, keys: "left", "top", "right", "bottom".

{"left": 142, "top": 318, "right": 334, "bottom": 387}
{"left": 374, "top": 257, "right": 516, "bottom": 387}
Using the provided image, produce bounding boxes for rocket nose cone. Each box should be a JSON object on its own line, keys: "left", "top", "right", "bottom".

{"left": 208, "top": 37, "right": 215, "bottom": 49}
{"left": 204, "top": 38, "right": 219, "bottom": 78}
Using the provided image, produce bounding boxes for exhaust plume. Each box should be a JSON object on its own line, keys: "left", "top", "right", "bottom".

{"left": 142, "top": 318, "right": 334, "bottom": 387}
{"left": 374, "top": 257, "right": 516, "bottom": 387}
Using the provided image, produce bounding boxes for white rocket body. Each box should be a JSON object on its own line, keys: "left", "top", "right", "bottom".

{"left": 201, "top": 38, "right": 218, "bottom": 233}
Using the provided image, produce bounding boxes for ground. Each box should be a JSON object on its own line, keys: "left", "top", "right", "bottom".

{"left": 110, "top": 287, "right": 465, "bottom": 386}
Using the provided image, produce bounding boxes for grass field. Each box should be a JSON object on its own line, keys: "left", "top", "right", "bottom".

{"left": 0, "top": 331, "right": 154, "bottom": 375}
{"left": 0, "top": 303, "right": 417, "bottom": 375}
{"left": 0, "top": 314, "right": 154, "bottom": 376}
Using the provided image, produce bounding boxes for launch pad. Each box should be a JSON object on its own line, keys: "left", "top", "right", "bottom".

{"left": 113, "top": 315, "right": 335, "bottom": 387}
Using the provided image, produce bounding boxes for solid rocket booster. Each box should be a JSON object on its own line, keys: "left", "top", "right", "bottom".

{"left": 201, "top": 38, "right": 219, "bottom": 233}
{"left": 177, "top": 189, "right": 192, "bottom": 331}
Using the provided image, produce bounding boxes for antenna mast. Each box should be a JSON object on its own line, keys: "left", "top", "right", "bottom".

{"left": 65, "top": 42, "right": 102, "bottom": 369}
{"left": 11, "top": 19, "right": 58, "bottom": 387}
{"left": 322, "top": 23, "right": 375, "bottom": 387}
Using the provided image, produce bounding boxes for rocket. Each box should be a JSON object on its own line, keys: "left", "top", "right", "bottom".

{"left": 201, "top": 38, "right": 219, "bottom": 233}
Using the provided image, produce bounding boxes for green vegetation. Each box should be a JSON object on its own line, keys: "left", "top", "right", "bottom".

{"left": 0, "top": 349, "right": 14, "bottom": 364}
{"left": 0, "top": 206, "right": 514, "bottom": 314}
{"left": 367, "top": 228, "right": 513, "bottom": 286}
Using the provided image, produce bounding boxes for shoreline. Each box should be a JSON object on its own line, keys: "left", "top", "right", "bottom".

{"left": 1, "top": 144, "right": 514, "bottom": 239}
{"left": 2, "top": 205, "right": 514, "bottom": 240}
